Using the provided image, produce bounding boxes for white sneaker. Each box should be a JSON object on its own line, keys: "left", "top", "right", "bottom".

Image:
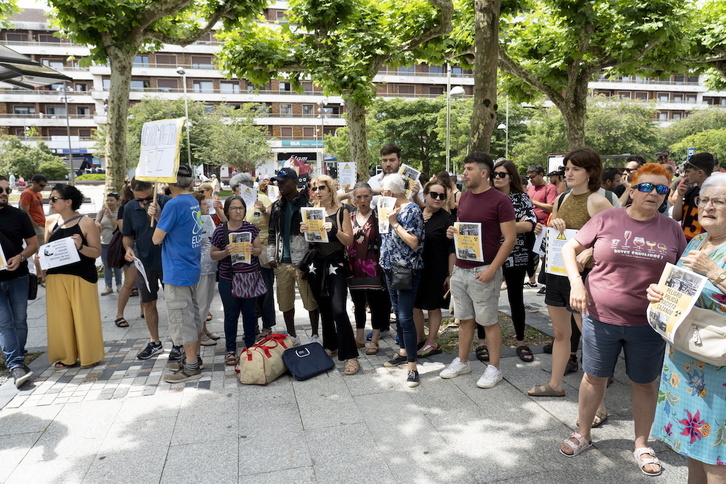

{"left": 476, "top": 365, "right": 502, "bottom": 388}
{"left": 440, "top": 357, "right": 471, "bottom": 379}
{"left": 290, "top": 336, "right": 301, "bottom": 346}
{"left": 310, "top": 334, "right": 322, "bottom": 345}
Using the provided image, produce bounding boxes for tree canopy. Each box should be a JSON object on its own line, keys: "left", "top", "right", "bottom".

{"left": 0, "top": 137, "right": 59, "bottom": 179}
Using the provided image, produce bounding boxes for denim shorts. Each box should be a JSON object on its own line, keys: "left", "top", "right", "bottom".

{"left": 582, "top": 314, "right": 665, "bottom": 384}
{"left": 450, "top": 265, "right": 501, "bottom": 326}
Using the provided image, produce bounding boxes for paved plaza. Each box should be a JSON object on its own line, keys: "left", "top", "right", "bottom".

{"left": 0, "top": 277, "right": 690, "bottom": 484}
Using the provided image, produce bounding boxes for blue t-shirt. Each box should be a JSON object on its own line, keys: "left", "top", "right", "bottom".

{"left": 156, "top": 193, "right": 202, "bottom": 286}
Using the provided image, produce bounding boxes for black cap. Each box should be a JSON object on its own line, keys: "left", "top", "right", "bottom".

{"left": 272, "top": 167, "right": 298, "bottom": 182}
{"left": 177, "top": 164, "right": 193, "bottom": 177}
{"left": 547, "top": 170, "right": 563, "bottom": 177}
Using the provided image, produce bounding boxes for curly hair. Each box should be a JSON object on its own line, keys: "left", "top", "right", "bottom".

{"left": 310, "top": 174, "right": 339, "bottom": 207}
{"left": 52, "top": 183, "right": 84, "bottom": 211}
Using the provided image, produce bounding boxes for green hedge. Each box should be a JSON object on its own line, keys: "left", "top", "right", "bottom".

{"left": 75, "top": 174, "right": 106, "bottom": 181}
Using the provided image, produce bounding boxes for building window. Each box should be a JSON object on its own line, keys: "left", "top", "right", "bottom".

{"left": 204, "top": 104, "right": 215, "bottom": 113}
{"left": 280, "top": 104, "right": 292, "bottom": 116}
{"left": 38, "top": 34, "right": 60, "bottom": 43}
{"left": 657, "top": 92, "right": 670, "bottom": 102}
{"left": 279, "top": 82, "right": 292, "bottom": 92}
{"left": 429, "top": 86, "right": 444, "bottom": 95}
{"left": 673, "top": 75, "right": 685, "bottom": 84}
{"left": 634, "top": 92, "right": 648, "bottom": 100}
{"left": 672, "top": 94, "right": 683, "bottom": 103}
{"left": 686, "top": 94, "right": 697, "bottom": 103}
{"left": 77, "top": 106, "right": 90, "bottom": 117}
{"left": 429, "top": 65, "right": 444, "bottom": 75}
{"left": 302, "top": 81, "right": 314, "bottom": 92}
{"left": 46, "top": 106, "right": 67, "bottom": 117}
{"left": 451, "top": 66, "right": 463, "bottom": 77}
{"left": 41, "top": 59, "right": 64, "bottom": 70}
{"left": 102, "top": 79, "right": 111, "bottom": 91}
{"left": 75, "top": 83, "right": 88, "bottom": 92}
{"left": 275, "top": 10, "right": 287, "bottom": 22}
{"left": 302, "top": 104, "right": 314, "bottom": 116}
{"left": 280, "top": 126, "right": 293, "bottom": 139}
{"left": 13, "top": 106, "right": 35, "bottom": 115}
{"left": 398, "top": 85, "right": 415, "bottom": 95}
{"left": 155, "top": 54, "right": 176, "bottom": 67}
{"left": 220, "top": 81, "right": 240, "bottom": 94}
{"left": 130, "top": 80, "right": 150, "bottom": 92}
{"left": 133, "top": 55, "right": 150, "bottom": 67}
{"left": 672, "top": 112, "right": 682, "bottom": 120}
{"left": 398, "top": 65, "right": 415, "bottom": 75}
{"left": 193, "top": 80, "right": 214, "bottom": 93}
{"left": 79, "top": 129, "right": 93, "bottom": 137}
{"left": 303, "top": 126, "right": 316, "bottom": 138}
{"left": 157, "top": 78, "right": 178, "bottom": 92}
{"left": 5, "top": 33, "right": 28, "bottom": 42}
{"left": 657, "top": 111, "right": 669, "bottom": 122}
{"left": 191, "top": 56, "right": 213, "bottom": 69}
{"left": 688, "top": 76, "right": 700, "bottom": 84}
{"left": 617, "top": 91, "right": 631, "bottom": 99}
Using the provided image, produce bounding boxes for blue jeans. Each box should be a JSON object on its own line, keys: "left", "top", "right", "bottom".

{"left": 219, "top": 278, "right": 258, "bottom": 353}
{"left": 0, "top": 275, "right": 29, "bottom": 369}
{"left": 385, "top": 269, "right": 422, "bottom": 363}
{"left": 258, "top": 266, "right": 276, "bottom": 330}
{"left": 101, "top": 244, "right": 123, "bottom": 288}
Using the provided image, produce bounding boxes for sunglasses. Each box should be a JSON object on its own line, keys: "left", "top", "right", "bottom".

{"left": 622, "top": 168, "right": 636, "bottom": 173}
{"left": 49, "top": 196, "right": 66, "bottom": 203}
{"left": 493, "top": 172, "right": 509, "bottom": 179}
{"left": 527, "top": 174, "right": 537, "bottom": 179}
{"left": 311, "top": 185, "right": 327, "bottom": 192}
{"left": 39, "top": 184, "right": 47, "bottom": 188}
{"left": 428, "top": 191, "right": 447, "bottom": 200}
{"left": 632, "top": 183, "right": 669, "bottom": 195}
{"left": 0, "top": 187, "right": 12, "bottom": 194}
{"left": 135, "top": 196, "right": 154, "bottom": 203}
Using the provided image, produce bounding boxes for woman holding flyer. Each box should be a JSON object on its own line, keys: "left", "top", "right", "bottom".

{"left": 528, "top": 148, "right": 612, "bottom": 397}
{"left": 557, "top": 164, "right": 685, "bottom": 477}
{"left": 648, "top": 173, "right": 726, "bottom": 483}
{"left": 380, "top": 174, "right": 425, "bottom": 387}
{"left": 300, "top": 175, "right": 359, "bottom": 375}
{"left": 210, "top": 196, "right": 265, "bottom": 365}
{"left": 44, "top": 184, "right": 104, "bottom": 369}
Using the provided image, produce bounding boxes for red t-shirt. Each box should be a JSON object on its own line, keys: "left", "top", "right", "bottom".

{"left": 527, "top": 183, "right": 557, "bottom": 224}
{"left": 19, "top": 188, "right": 45, "bottom": 226}
{"left": 455, "top": 188, "right": 515, "bottom": 268}
{"left": 575, "top": 208, "right": 687, "bottom": 327}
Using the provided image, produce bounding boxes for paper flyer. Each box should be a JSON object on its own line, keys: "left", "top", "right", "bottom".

{"left": 133, "top": 257, "right": 152, "bottom": 293}
{"left": 338, "top": 162, "right": 356, "bottom": 191}
{"left": 398, "top": 164, "right": 421, "bottom": 198}
{"left": 544, "top": 228, "right": 578, "bottom": 275}
{"left": 647, "top": 263, "right": 708, "bottom": 344}
{"left": 267, "top": 185, "right": 280, "bottom": 201}
{"left": 38, "top": 237, "right": 81, "bottom": 270}
{"left": 239, "top": 185, "right": 257, "bottom": 211}
{"left": 454, "top": 222, "right": 484, "bottom": 262}
{"left": 0, "top": 243, "right": 7, "bottom": 270}
{"left": 301, "top": 207, "right": 329, "bottom": 243}
{"left": 377, "top": 196, "right": 396, "bottom": 233}
{"left": 229, "top": 231, "right": 252, "bottom": 265}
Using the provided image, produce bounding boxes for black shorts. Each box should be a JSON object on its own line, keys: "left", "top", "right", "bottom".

{"left": 138, "top": 269, "right": 163, "bottom": 303}
{"left": 544, "top": 269, "right": 590, "bottom": 312}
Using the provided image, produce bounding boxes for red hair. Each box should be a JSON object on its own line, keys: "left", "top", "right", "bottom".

{"left": 631, "top": 163, "right": 670, "bottom": 185}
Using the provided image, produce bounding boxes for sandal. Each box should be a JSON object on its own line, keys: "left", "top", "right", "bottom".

{"left": 356, "top": 340, "right": 366, "bottom": 349}
{"left": 325, "top": 349, "right": 338, "bottom": 358}
{"left": 576, "top": 410, "right": 609, "bottom": 428}
{"left": 53, "top": 361, "right": 79, "bottom": 370}
{"left": 344, "top": 358, "right": 360, "bottom": 375}
{"left": 527, "top": 383, "right": 565, "bottom": 397}
{"left": 560, "top": 432, "right": 592, "bottom": 457}
{"left": 418, "top": 343, "right": 442, "bottom": 358}
{"left": 475, "top": 345, "right": 489, "bottom": 362}
{"left": 225, "top": 352, "right": 238, "bottom": 366}
{"left": 114, "top": 317, "right": 129, "bottom": 328}
{"left": 205, "top": 331, "right": 221, "bottom": 341}
{"left": 516, "top": 345, "right": 534, "bottom": 362}
{"left": 206, "top": 312, "right": 213, "bottom": 322}
{"left": 633, "top": 447, "right": 662, "bottom": 476}
{"left": 365, "top": 342, "right": 379, "bottom": 355}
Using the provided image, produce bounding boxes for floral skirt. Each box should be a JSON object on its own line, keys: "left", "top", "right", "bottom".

{"left": 651, "top": 344, "right": 726, "bottom": 465}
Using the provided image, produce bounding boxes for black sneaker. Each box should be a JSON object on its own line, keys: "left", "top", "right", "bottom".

{"left": 537, "top": 286, "right": 547, "bottom": 295}
{"left": 406, "top": 369, "right": 420, "bottom": 387}
{"left": 565, "top": 356, "right": 579, "bottom": 375}
{"left": 543, "top": 342, "right": 553, "bottom": 354}
{"left": 168, "top": 345, "right": 184, "bottom": 361}
{"left": 168, "top": 356, "right": 204, "bottom": 372}
{"left": 384, "top": 354, "right": 408, "bottom": 367}
{"left": 137, "top": 341, "right": 163, "bottom": 360}
{"left": 11, "top": 366, "right": 33, "bottom": 388}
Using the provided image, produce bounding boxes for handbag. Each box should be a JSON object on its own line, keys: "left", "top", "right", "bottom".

{"left": 106, "top": 228, "right": 127, "bottom": 269}
{"left": 237, "top": 333, "right": 292, "bottom": 385}
{"left": 231, "top": 271, "right": 267, "bottom": 299}
{"left": 670, "top": 305, "right": 726, "bottom": 367}
{"left": 27, "top": 273, "right": 38, "bottom": 300}
{"left": 390, "top": 265, "right": 413, "bottom": 290}
{"left": 282, "top": 343, "right": 335, "bottom": 381}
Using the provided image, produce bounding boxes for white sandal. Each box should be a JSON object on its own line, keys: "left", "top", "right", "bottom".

{"left": 633, "top": 447, "right": 662, "bottom": 476}
{"left": 560, "top": 432, "right": 592, "bottom": 457}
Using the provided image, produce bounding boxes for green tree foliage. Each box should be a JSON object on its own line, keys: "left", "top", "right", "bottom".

{"left": 38, "top": 159, "right": 73, "bottom": 181}
{"left": 217, "top": 0, "right": 454, "bottom": 177}
{"left": 660, "top": 108, "right": 726, "bottom": 149}
{"left": 0, "top": 137, "right": 59, "bottom": 179}
{"left": 48, "top": 0, "right": 269, "bottom": 193}
{"left": 0, "top": 0, "right": 18, "bottom": 27}
{"left": 671, "top": 130, "right": 726, "bottom": 162}
{"left": 676, "top": 0, "right": 726, "bottom": 87}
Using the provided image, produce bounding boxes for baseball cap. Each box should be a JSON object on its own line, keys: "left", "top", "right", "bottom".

{"left": 272, "top": 168, "right": 298, "bottom": 182}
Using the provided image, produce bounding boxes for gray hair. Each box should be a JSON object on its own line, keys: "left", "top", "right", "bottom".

{"left": 700, "top": 173, "right": 726, "bottom": 192}
{"left": 381, "top": 173, "right": 407, "bottom": 196}
{"left": 229, "top": 173, "right": 254, "bottom": 189}
{"left": 352, "top": 181, "right": 372, "bottom": 194}
{"left": 174, "top": 176, "right": 194, "bottom": 189}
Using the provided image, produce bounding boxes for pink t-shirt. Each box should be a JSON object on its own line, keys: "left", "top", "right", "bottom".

{"left": 455, "top": 188, "right": 515, "bottom": 268}
{"left": 527, "top": 183, "right": 557, "bottom": 224}
{"left": 575, "top": 208, "right": 687, "bottom": 327}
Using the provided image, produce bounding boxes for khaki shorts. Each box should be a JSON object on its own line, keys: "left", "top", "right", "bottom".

{"left": 274, "top": 263, "right": 318, "bottom": 313}
{"left": 164, "top": 284, "right": 202, "bottom": 346}
{"left": 450, "top": 265, "right": 502, "bottom": 326}
{"left": 34, "top": 224, "right": 45, "bottom": 245}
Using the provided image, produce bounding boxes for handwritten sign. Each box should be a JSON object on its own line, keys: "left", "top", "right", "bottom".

{"left": 136, "top": 118, "right": 186, "bottom": 182}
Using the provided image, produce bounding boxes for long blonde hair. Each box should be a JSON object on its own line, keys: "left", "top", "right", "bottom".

{"left": 310, "top": 175, "right": 340, "bottom": 208}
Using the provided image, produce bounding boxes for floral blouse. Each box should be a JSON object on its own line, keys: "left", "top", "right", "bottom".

{"left": 503, "top": 192, "right": 537, "bottom": 268}
{"left": 380, "top": 202, "right": 424, "bottom": 271}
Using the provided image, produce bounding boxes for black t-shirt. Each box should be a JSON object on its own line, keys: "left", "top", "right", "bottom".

{"left": 0, "top": 206, "right": 35, "bottom": 281}
{"left": 121, "top": 194, "right": 170, "bottom": 271}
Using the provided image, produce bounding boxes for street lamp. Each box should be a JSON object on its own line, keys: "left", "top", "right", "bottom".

{"left": 497, "top": 96, "right": 510, "bottom": 158}
{"left": 318, "top": 99, "right": 327, "bottom": 175}
{"left": 176, "top": 67, "right": 192, "bottom": 167}
{"left": 57, "top": 83, "right": 75, "bottom": 184}
{"left": 445, "top": 69, "right": 466, "bottom": 173}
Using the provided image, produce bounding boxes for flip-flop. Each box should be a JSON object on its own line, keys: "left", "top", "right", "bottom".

{"left": 528, "top": 383, "right": 565, "bottom": 397}
{"left": 516, "top": 345, "right": 534, "bottom": 362}
{"left": 475, "top": 345, "right": 489, "bottom": 362}
{"left": 114, "top": 317, "right": 129, "bottom": 328}
{"left": 418, "top": 343, "right": 443, "bottom": 358}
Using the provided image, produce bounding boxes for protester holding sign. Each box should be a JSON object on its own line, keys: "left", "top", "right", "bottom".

{"left": 44, "top": 184, "right": 104, "bottom": 370}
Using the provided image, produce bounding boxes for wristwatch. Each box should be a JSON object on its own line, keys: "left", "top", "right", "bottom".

{"left": 20, "top": 255, "right": 26, "bottom": 262}
{"left": 713, "top": 271, "right": 726, "bottom": 285}
{"left": 392, "top": 223, "right": 400, "bottom": 230}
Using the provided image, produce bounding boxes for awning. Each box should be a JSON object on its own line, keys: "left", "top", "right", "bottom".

{"left": 0, "top": 44, "right": 72, "bottom": 89}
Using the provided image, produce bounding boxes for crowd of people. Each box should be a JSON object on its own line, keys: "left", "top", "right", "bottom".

{"left": 0, "top": 143, "right": 724, "bottom": 482}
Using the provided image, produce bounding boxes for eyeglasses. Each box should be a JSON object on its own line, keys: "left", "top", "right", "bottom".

{"left": 632, "top": 183, "right": 669, "bottom": 195}
{"left": 49, "top": 196, "right": 66, "bottom": 203}
{"left": 311, "top": 185, "right": 327, "bottom": 192}
{"left": 695, "top": 196, "right": 726, "bottom": 209}
{"left": 493, "top": 172, "right": 509, "bottom": 179}
{"left": 0, "top": 187, "right": 12, "bottom": 194}
{"left": 228, "top": 206, "right": 245, "bottom": 212}
{"left": 135, "top": 196, "right": 154, "bottom": 203}
{"left": 428, "top": 191, "right": 447, "bottom": 200}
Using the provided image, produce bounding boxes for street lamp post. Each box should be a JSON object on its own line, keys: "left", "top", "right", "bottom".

{"left": 176, "top": 67, "right": 192, "bottom": 168}
{"left": 445, "top": 66, "right": 466, "bottom": 174}
{"left": 496, "top": 96, "right": 510, "bottom": 158}
{"left": 57, "top": 82, "right": 75, "bottom": 184}
{"left": 318, "top": 99, "right": 327, "bottom": 175}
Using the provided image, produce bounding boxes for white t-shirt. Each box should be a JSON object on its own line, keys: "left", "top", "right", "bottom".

{"left": 368, "top": 172, "right": 425, "bottom": 209}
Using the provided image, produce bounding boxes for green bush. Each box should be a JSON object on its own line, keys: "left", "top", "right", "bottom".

{"left": 38, "top": 160, "right": 72, "bottom": 181}
{"left": 75, "top": 173, "right": 106, "bottom": 181}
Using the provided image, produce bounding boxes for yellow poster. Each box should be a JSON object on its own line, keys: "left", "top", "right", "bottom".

{"left": 229, "top": 231, "right": 252, "bottom": 265}
{"left": 544, "top": 228, "right": 578, "bottom": 275}
{"left": 454, "top": 222, "right": 483, "bottom": 262}
{"left": 301, "top": 207, "right": 329, "bottom": 243}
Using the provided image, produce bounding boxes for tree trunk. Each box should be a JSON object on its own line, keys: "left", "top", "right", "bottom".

{"left": 104, "top": 49, "right": 134, "bottom": 195}
{"left": 468, "top": 0, "right": 501, "bottom": 155}
{"left": 562, "top": 71, "right": 590, "bottom": 150}
{"left": 344, "top": 97, "right": 369, "bottom": 179}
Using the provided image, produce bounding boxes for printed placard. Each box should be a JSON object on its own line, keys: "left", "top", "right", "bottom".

{"left": 239, "top": 185, "right": 258, "bottom": 211}
{"left": 544, "top": 228, "right": 578, "bottom": 275}
{"left": 454, "top": 222, "right": 484, "bottom": 262}
{"left": 377, "top": 196, "right": 396, "bottom": 233}
{"left": 267, "top": 185, "right": 280, "bottom": 201}
{"left": 136, "top": 118, "right": 185, "bottom": 183}
{"left": 338, "top": 162, "right": 356, "bottom": 191}
{"left": 38, "top": 236, "right": 81, "bottom": 270}
{"left": 0, "top": 243, "right": 7, "bottom": 270}
{"left": 398, "top": 164, "right": 421, "bottom": 199}
{"left": 229, "top": 231, "right": 252, "bottom": 265}
{"left": 301, "top": 207, "right": 329, "bottom": 243}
